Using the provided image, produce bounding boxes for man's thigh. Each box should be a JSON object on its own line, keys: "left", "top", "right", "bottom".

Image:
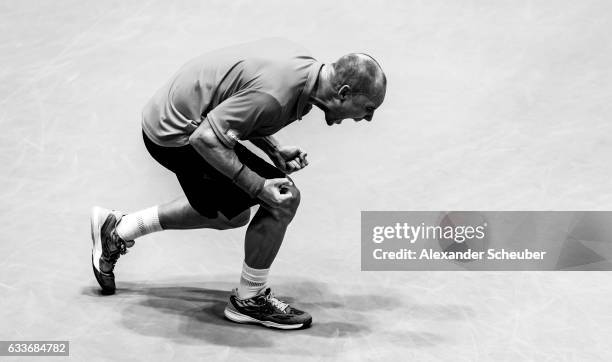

{"left": 176, "top": 171, "right": 256, "bottom": 219}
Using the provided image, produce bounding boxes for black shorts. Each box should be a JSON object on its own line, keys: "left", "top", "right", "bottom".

{"left": 142, "top": 131, "right": 285, "bottom": 219}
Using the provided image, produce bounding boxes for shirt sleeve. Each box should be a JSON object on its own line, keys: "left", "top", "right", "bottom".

{"left": 205, "top": 90, "right": 281, "bottom": 148}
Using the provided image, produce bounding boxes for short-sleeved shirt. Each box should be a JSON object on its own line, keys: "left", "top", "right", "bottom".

{"left": 142, "top": 38, "right": 323, "bottom": 148}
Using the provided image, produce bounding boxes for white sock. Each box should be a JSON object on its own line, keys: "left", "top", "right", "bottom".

{"left": 237, "top": 262, "right": 269, "bottom": 299}
{"left": 116, "top": 206, "right": 163, "bottom": 241}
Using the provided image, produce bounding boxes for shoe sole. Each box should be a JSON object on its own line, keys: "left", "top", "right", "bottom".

{"left": 223, "top": 304, "right": 311, "bottom": 330}
{"left": 90, "top": 207, "right": 115, "bottom": 294}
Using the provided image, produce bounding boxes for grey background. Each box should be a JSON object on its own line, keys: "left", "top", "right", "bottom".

{"left": 1, "top": 0, "right": 612, "bottom": 360}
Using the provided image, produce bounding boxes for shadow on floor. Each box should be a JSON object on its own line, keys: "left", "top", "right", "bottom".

{"left": 81, "top": 277, "right": 461, "bottom": 352}
{"left": 82, "top": 278, "right": 376, "bottom": 350}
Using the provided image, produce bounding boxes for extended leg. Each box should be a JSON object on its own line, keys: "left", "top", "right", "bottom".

{"left": 158, "top": 196, "right": 250, "bottom": 230}
{"left": 91, "top": 197, "right": 250, "bottom": 294}
{"left": 114, "top": 196, "right": 250, "bottom": 242}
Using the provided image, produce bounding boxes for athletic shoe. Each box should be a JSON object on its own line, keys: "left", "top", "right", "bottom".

{"left": 224, "top": 288, "right": 312, "bottom": 329}
{"left": 90, "top": 206, "right": 134, "bottom": 294}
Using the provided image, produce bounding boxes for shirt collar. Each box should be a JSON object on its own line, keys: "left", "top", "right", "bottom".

{"left": 295, "top": 61, "right": 323, "bottom": 121}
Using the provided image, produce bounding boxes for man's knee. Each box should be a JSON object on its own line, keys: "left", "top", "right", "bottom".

{"left": 285, "top": 184, "right": 301, "bottom": 212}
{"left": 271, "top": 184, "right": 300, "bottom": 221}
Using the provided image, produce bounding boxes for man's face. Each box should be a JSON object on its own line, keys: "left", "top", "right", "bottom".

{"left": 324, "top": 92, "right": 382, "bottom": 126}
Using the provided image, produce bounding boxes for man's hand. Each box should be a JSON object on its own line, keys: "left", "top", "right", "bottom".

{"left": 271, "top": 146, "right": 309, "bottom": 174}
{"left": 258, "top": 178, "right": 294, "bottom": 207}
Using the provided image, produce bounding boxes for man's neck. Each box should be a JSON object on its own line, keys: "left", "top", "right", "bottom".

{"left": 309, "top": 64, "right": 333, "bottom": 111}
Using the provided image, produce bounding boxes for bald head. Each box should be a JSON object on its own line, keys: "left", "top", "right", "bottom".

{"left": 330, "top": 53, "right": 387, "bottom": 103}
{"left": 310, "top": 53, "right": 386, "bottom": 125}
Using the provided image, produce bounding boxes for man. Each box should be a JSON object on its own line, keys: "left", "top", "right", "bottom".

{"left": 90, "top": 38, "right": 386, "bottom": 330}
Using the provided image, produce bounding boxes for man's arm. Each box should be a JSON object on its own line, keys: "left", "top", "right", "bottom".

{"left": 188, "top": 120, "right": 291, "bottom": 205}
{"left": 250, "top": 136, "right": 280, "bottom": 157}
{"left": 251, "top": 136, "right": 308, "bottom": 174}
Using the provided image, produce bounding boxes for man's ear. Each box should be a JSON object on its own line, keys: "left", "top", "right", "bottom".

{"left": 337, "top": 85, "right": 351, "bottom": 101}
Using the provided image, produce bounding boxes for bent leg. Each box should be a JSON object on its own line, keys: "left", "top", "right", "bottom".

{"left": 244, "top": 184, "right": 301, "bottom": 269}
{"left": 158, "top": 196, "right": 251, "bottom": 230}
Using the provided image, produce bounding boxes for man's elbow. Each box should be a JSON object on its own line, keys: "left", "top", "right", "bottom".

{"left": 188, "top": 124, "right": 217, "bottom": 149}
{"left": 188, "top": 130, "right": 203, "bottom": 147}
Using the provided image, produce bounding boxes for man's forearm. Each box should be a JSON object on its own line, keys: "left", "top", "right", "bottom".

{"left": 188, "top": 123, "right": 265, "bottom": 197}
{"left": 250, "top": 136, "right": 280, "bottom": 157}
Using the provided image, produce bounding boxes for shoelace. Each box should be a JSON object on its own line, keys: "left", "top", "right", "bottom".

{"left": 267, "top": 293, "right": 289, "bottom": 313}
{"left": 113, "top": 215, "right": 134, "bottom": 257}
{"left": 117, "top": 239, "right": 129, "bottom": 255}
{"left": 106, "top": 235, "right": 130, "bottom": 269}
